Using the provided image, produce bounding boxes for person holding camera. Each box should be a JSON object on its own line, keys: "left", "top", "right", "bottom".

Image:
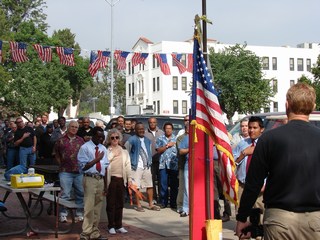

{"left": 236, "top": 83, "right": 320, "bottom": 239}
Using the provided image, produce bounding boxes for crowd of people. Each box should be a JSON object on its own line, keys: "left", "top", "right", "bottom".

{"left": 1, "top": 83, "right": 316, "bottom": 240}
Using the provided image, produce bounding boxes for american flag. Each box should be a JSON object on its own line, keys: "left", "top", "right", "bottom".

{"left": 131, "top": 52, "right": 148, "bottom": 67}
{"left": 33, "top": 44, "right": 52, "bottom": 62}
{"left": 88, "top": 51, "right": 100, "bottom": 77}
{"left": 187, "top": 53, "right": 193, "bottom": 73}
{"left": 0, "top": 40, "right": 2, "bottom": 63}
{"left": 154, "top": 53, "right": 171, "bottom": 75}
{"left": 171, "top": 53, "right": 187, "bottom": 74}
{"left": 191, "top": 37, "right": 238, "bottom": 204}
{"left": 114, "top": 50, "right": 130, "bottom": 70}
{"left": 9, "top": 41, "right": 29, "bottom": 62}
{"left": 56, "top": 47, "right": 75, "bottom": 66}
{"left": 96, "top": 50, "right": 110, "bottom": 69}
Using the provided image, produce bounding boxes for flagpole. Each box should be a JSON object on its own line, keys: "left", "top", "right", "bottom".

{"left": 105, "top": 0, "right": 120, "bottom": 118}
{"left": 202, "top": 0, "right": 213, "bottom": 221}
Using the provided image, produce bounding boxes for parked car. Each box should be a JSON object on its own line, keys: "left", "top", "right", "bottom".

{"left": 106, "top": 115, "right": 185, "bottom": 135}
{"left": 65, "top": 118, "right": 108, "bottom": 129}
{"left": 229, "top": 111, "right": 320, "bottom": 138}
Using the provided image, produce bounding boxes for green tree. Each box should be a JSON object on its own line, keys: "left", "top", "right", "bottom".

{"left": 298, "top": 74, "right": 320, "bottom": 110}
{"left": 209, "top": 44, "right": 274, "bottom": 120}
{"left": 0, "top": 0, "right": 47, "bottom": 32}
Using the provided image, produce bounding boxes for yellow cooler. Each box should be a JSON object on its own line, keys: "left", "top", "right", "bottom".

{"left": 11, "top": 174, "right": 45, "bottom": 188}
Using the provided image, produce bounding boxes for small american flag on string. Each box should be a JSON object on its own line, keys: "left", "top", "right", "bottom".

{"left": 10, "top": 41, "right": 29, "bottom": 62}
{"left": 114, "top": 50, "right": 130, "bottom": 70}
{"left": 0, "top": 40, "right": 2, "bottom": 63}
{"left": 187, "top": 53, "right": 193, "bottom": 73}
{"left": 33, "top": 44, "right": 52, "bottom": 62}
{"left": 88, "top": 51, "right": 100, "bottom": 77}
{"left": 96, "top": 50, "right": 110, "bottom": 69}
{"left": 191, "top": 37, "right": 238, "bottom": 204}
{"left": 131, "top": 52, "right": 148, "bottom": 67}
{"left": 56, "top": 47, "right": 75, "bottom": 66}
{"left": 171, "top": 53, "right": 187, "bottom": 74}
{"left": 154, "top": 53, "right": 171, "bottom": 75}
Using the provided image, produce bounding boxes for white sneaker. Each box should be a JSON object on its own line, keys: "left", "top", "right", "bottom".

{"left": 59, "top": 215, "right": 67, "bottom": 223}
{"left": 108, "top": 228, "right": 116, "bottom": 234}
{"left": 75, "top": 216, "right": 84, "bottom": 222}
{"left": 116, "top": 227, "right": 128, "bottom": 233}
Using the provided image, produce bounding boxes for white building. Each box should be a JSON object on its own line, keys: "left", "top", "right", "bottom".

{"left": 125, "top": 37, "right": 320, "bottom": 121}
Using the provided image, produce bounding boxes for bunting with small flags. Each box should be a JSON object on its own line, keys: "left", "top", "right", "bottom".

{"left": 0, "top": 40, "right": 196, "bottom": 77}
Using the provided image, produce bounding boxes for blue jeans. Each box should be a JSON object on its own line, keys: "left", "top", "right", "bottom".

{"left": 59, "top": 172, "right": 84, "bottom": 217}
{"left": 159, "top": 168, "right": 179, "bottom": 208}
{"left": 182, "top": 160, "right": 189, "bottom": 214}
{"left": 19, "top": 146, "right": 36, "bottom": 167}
{"left": 6, "top": 148, "right": 19, "bottom": 171}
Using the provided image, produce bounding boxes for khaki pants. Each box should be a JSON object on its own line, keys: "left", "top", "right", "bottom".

{"left": 264, "top": 208, "right": 320, "bottom": 240}
{"left": 81, "top": 176, "right": 105, "bottom": 239}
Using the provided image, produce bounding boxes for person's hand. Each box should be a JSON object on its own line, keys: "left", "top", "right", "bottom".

{"left": 23, "top": 132, "right": 31, "bottom": 139}
{"left": 96, "top": 151, "right": 104, "bottom": 161}
{"left": 236, "top": 221, "right": 251, "bottom": 239}
{"left": 244, "top": 145, "right": 255, "bottom": 155}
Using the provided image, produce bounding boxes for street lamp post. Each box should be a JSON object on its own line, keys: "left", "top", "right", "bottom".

{"left": 105, "top": 0, "right": 120, "bottom": 118}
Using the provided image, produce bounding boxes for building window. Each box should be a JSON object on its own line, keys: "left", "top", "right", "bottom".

{"left": 181, "top": 77, "right": 187, "bottom": 91}
{"left": 153, "top": 55, "right": 156, "bottom": 68}
{"left": 129, "top": 83, "right": 131, "bottom": 96}
{"left": 182, "top": 100, "right": 187, "bottom": 114}
{"left": 289, "top": 58, "right": 294, "bottom": 71}
{"left": 273, "top": 102, "right": 278, "bottom": 112}
{"left": 290, "top": 80, "right": 295, "bottom": 86}
{"left": 172, "top": 76, "right": 178, "bottom": 90}
{"left": 153, "top": 55, "right": 159, "bottom": 68}
{"left": 272, "top": 79, "right": 278, "bottom": 93}
{"left": 173, "top": 100, "right": 179, "bottom": 114}
{"left": 132, "top": 83, "right": 135, "bottom": 96}
{"left": 297, "top": 58, "right": 303, "bottom": 71}
{"left": 153, "top": 78, "right": 156, "bottom": 92}
{"left": 264, "top": 107, "right": 270, "bottom": 113}
{"left": 153, "top": 101, "right": 156, "bottom": 113}
{"left": 132, "top": 64, "right": 135, "bottom": 74}
{"left": 307, "top": 59, "right": 311, "bottom": 72}
{"left": 157, "top": 77, "right": 160, "bottom": 91}
{"left": 181, "top": 54, "right": 186, "bottom": 66}
{"left": 157, "top": 100, "right": 160, "bottom": 115}
{"left": 272, "top": 57, "right": 277, "bottom": 70}
{"left": 262, "top": 57, "right": 269, "bottom": 70}
{"left": 128, "top": 62, "right": 131, "bottom": 75}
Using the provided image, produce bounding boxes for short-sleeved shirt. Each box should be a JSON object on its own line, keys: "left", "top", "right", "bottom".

{"left": 156, "top": 134, "right": 178, "bottom": 170}
{"left": 178, "top": 134, "right": 189, "bottom": 162}
{"left": 14, "top": 126, "right": 35, "bottom": 148}
{"left": 54, "top": 134, "right": 85, "bottom": 172}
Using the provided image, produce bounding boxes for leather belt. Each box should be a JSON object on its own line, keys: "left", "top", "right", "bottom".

{"left": 84, "top": 173, "right": 103, "bottom": 180}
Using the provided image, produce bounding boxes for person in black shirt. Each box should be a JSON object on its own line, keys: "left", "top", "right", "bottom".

{"left": 77, "top": 117, "right": 93, "bottom": 142}
{"left": 14, "top": 117, "right": 37, "bottom": 167}
{"left": 236, "top": 83, "right": 320, "bottom": 239}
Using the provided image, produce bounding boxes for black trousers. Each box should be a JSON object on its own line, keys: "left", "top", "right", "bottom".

{"left": 106, "top": 176, "right": 125, "bottom": 229}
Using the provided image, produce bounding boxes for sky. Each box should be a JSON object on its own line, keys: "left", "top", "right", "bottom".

{"left": 44, "top": 0, "right": 320, "bottom": 55}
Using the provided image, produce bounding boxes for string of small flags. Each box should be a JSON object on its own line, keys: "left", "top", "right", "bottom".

{"left": 0, "top": 40, "right": 193, "bottom": 76}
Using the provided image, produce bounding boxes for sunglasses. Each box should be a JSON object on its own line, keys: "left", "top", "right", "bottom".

{"left": 111, "top": 136, "right": 120, "bottom": 140}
